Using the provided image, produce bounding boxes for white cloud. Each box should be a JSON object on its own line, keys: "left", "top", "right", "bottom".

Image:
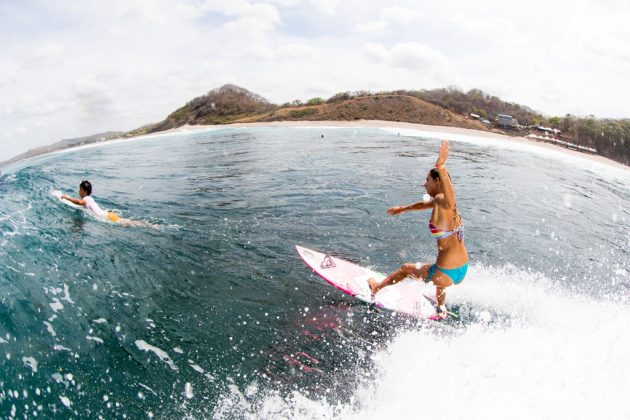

{"left": 363, "top": 42, "right": 449, "bottom": 72}
{"left": 116, "top": 0, "right": 171, "bottom": 24}
{"left": 267, "top": 0, "right": 300, "bottom": 6}
{"left": 355, "top": 20, "right": 387, "bottom": 33}
{"left": 356, "top": 5, "right": 423, "bottom": 32}
{"left": 202, "top": 0, "right": 273, "bottom": 16}
{"left": 241, "top": 44, "right": 276, "bottom": 61}
{"left": 389, "top": 42, "right": 448, "bottom": 71}
{"left": 236, "top": 42, "right": 317, "bottom": 63}
{"left": 72, "top": 77, "right": 117, "bottom": 123}
{"left": 382, "top": 6, "right": 424, "bottom": 25}
{"left": 362, "top": 42, "right": 388, "bottom": 62}
{"left": 16, "top": 41, "right": 66, "bottom": 73}
{"left": 34, "top": 41, "right": 65, "bottom": 57}
{"left": 360, "top": 41, "right": 460, "bottom": 90}
{"left": 580, "top": 36, "right": 630, "bottom": 70}
{"left": 201, "top": 0, "right": 281, "bottom": 34}
{"left": 307, "top": 0, "right": 340, "bottom": 14}
{"left": 277, "top": 44, "right": 318, "bottom": 60}
{"left": 449, "top": 13, "right": 517, "bottom": 44}
{"left": 170, "top": 1, "right": 277, "bottom": 41}
{"left": 224, "top": 16, "right": 278, "bottom": 36}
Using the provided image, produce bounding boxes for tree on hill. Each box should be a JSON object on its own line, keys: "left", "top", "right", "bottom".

{"left": 408, "top": 87, "right": 544, "bottom": 125}
{"left": 149, "top": 84, "right": 276, "bottom": 131}
{"left": 306, "top": 97, "right": 324, "bottom": 105}
{"left": 562, "top": 117, "right": 630, "bottom": 164}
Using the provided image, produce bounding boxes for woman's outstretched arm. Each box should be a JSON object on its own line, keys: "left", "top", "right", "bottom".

{"left": 388, "top": 200, "right": 433, "bottom": 215}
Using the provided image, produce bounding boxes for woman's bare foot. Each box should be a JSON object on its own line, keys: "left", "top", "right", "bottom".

{"left": 367, "top": 278, "right": 380, "bottom": 295}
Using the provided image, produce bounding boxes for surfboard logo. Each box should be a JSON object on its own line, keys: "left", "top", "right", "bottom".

{"left": 320, "top": 254, "right": 336, "bottom": 269}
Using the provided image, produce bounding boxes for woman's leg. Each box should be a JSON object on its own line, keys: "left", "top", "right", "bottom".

{"left": 429, "top": 271, "right": 454, "bottom": 307}
{"left": 369, "top": 263, "right": 431, "bottom": 295}
{"left": 118, "top": 219, "right": 157, "bottom": 229}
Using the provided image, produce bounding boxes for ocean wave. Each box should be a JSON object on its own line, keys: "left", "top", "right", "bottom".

{"left": 211, "top": 263, "right": 630, "bottom": 419}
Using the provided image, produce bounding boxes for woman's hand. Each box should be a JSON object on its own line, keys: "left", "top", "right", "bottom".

{"left": 435, "top": 140, "right": 449, "bottom": 167}
{"left": 61, "top": 194, "right": 68, "bottom": 200}
{"left": 387, "top": 206, "right": 404, "bottom": 215}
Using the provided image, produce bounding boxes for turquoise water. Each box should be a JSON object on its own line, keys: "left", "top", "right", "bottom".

{"left": 1, "top": 127, "right": 629, "bottom": 418}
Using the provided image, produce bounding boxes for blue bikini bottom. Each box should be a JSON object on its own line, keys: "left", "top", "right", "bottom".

{"left": 427, "top": 262, "right": 469, "bottom": 285}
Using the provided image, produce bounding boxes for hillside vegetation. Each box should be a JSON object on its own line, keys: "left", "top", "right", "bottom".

{"left": 397, "top": 87, "right": 630, "bottom": 165}
{"left": 4, "top": 84, "right": 629, "bottom": 166}
{"left": 144, "top": 84, "right": 628, "bottom": 165}
{"left": 148, "top": 84, "right": 275, "bottom": 132}
{"left": 244, "top": 94, "right": 487, "bottom": 130}
{"left": 142, "top": 85, "right": 486, "bottom": 133}
{"left": 408, "top": 87, "right": 543, "bottom": 125}
{"left": 549, "top": 116, "right": 630, "bottom": 165}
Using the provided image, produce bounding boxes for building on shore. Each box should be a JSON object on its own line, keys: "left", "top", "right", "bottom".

{"left": 526, "top": 133, "right": 597, "bottom": 154}
{"left": 496, "top": 114, "right": 519, "bottom": 130}
{"left": 534, "top": 126, "right": 561, "bottom": 136}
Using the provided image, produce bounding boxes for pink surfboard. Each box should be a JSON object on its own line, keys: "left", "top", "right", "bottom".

{"left": 296, "top": 245, "right": 439, "bottom": 319}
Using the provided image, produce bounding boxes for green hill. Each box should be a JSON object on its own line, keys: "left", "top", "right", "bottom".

{"left": 4, "top": 84, "right": 629, "bottom": 166}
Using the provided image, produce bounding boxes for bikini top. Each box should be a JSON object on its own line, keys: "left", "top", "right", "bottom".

{"left": 429, "top": 222, "right": 464, "bottom": 240}
{"left": 428, "top": 200, "right": 465, "bottom": 240}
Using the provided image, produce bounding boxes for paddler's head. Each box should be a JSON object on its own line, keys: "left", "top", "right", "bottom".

{"left": 79, "top": 180, "right": 92, "bottom": 198}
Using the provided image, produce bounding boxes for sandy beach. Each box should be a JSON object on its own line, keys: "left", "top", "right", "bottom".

{"left": 169, "top": 120, "right": 629, "bottom": 172}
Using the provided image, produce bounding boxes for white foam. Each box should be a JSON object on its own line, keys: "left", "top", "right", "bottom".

{"left": 61, "top": 283, "right": 74, "bottom": 304}
{"left": 59, "top": 396, "right": 71, "bottom": 408}
{"left": 189, "top": 363, "right": 205, "bottom": 374}
{"left": 22, "top": 357, "right": 38, "bottom": 373}
{"left": 43, "top": 321, "right": 56, "bottom": 338}
{"left": 86, "top": 336, "right": 104, "bottom": 344}
{"left": 138, "top": 382, "right": 157, "bottom": 396}
{"left": 49, "top": 298, "right": 64, "bottom": 313}
{"left": 185, "top": 382, "right": 193, "bottom": 399}
{"left": 53, "top": 345, "right": 71, "bottom": 352}
{"left": 135, "top": 340, "right": 178, "bottom": 371}
{"left": 213, "top": 264, "right": 630, "bottom": 419}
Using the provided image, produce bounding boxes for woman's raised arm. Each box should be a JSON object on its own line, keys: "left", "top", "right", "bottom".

{"left": 435, "top": 140, "right": 457, "bottom": 209}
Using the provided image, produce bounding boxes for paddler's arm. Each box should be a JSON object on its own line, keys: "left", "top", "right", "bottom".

{"left": 61, "top": 195, "right": 86, "bottom": 206}
{"left": 435, "top": 140, "right": 456, "bottom": 209}
{"left": 388, "top": 201, "right": 433, "bottom": 215}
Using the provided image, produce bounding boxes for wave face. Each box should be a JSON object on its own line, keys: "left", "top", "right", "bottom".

{"left": 0, "top": 127, "right": 629, "bottom": 418}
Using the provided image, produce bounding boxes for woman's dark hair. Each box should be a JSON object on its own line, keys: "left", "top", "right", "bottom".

{"left": 80, "top": 180, "right": 92, "bottom": 195}
{"left": 429, "top": 168, "right": 451, "bottom": 181}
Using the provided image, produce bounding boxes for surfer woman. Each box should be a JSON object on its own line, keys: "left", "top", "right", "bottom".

{"left": 368, "top": 140, "right": 468, "bottom": 318}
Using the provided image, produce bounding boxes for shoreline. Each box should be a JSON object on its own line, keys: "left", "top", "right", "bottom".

{"left": 170, "top": 120, "right": 629, "bottom": 172}
{"left": 4, "top": 120, "right": 628, "bottom": 173}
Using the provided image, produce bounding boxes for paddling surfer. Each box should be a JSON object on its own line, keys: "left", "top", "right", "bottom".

{"left": 62, "top": 180, "right": 157, "bottom": 228}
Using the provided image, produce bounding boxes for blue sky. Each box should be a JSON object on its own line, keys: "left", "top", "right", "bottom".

{"left": 1, "top": 0, "right": 629, "bottom": 161}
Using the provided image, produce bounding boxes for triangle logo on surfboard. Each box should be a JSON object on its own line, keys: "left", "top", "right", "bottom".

{"left": 320, "top": 254, "right": 336, "bottom": 269}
